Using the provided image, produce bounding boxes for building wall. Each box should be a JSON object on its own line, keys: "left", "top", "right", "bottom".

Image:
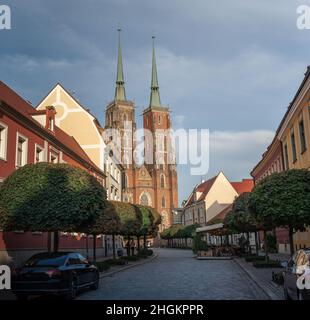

{"left": 250, "top": 139, "right": 289, "bottom": 253}
{"left": 278, "top": 75, "right": 310, "bottom": 250}
{"left": 204, "top": 172, "right": 238, "bottom": 222}
{"left": 37, "top": 84, "right": 122, "bottom": 200}
{"left": 0, "top": 103, "right": 111, "bottom": 266}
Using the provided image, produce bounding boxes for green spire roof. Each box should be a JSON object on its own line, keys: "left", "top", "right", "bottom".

{"left": 115, "top": 28, "right": 126, "bottom": 101}
{"left": 149, "top": 36, "right": 161, "bottom": 107}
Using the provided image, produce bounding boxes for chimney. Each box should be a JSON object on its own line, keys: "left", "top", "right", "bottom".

{"left": 45, "top": 106, "right": 56, "bottom": 132}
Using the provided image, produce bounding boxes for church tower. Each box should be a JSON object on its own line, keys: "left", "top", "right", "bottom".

{"left": 142, "top": 36, "right": 178, "bottom": 230}
{"left": 105, "top": 28, "right": 136, "bottom": 203}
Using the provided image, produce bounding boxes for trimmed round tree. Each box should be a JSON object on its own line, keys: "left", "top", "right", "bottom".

{"left": 109, "top": 201, "right": 141, "bottom": 256}
{"left": 248, "top": 169, "right": 310, "bottom": 254}
{"left": 0, "top": 163, "right": 106, "bottom": 251}
{"left": 225, "top": 193, "right": 260, "bottom": 255}
{"left": 87, "top": 200, "right": 121, "bottom": 260}
{"left": 134, "top": 205, "right": 151, "bottom": 252}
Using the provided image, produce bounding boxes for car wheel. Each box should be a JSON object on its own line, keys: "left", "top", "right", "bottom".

{"left": 283, "top": 286, "right": 291, "bottom": 300}
{"left": 90, "top": 272, "right": 99, "bottom": 290}
{"left": 66, "top": 278, "right": 78, "bottom": 300}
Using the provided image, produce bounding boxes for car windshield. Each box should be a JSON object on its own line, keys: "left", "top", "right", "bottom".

{"left": 24, "top": 254, "right": 68, "bottom": 267}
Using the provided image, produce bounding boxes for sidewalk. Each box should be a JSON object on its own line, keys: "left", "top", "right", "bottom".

{"left": 99, "top": 252, "right": 158, "bottom": 278}
{"left": 234, "top": 257, "right": 284, "bottom": 300}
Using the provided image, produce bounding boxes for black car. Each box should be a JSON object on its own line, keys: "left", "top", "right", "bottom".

{"left": 282, "top": 249, "right": 310, "bottom": 300}
{"left": 12, "top": 252, "right": 99, "bottom": 300}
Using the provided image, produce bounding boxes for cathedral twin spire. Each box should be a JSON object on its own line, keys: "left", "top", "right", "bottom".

{"left": 115, "top": 30, "right": 161, "bottom": 107}
{"left": 115, "top": 28, "right": 126, "bottom": 101}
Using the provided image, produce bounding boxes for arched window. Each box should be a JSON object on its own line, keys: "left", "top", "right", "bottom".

{"left": 140, "top": 193, "right": 149, "bottom": 206}
{"left": 160, "top": 174, "right": 165, "bottom": 188}
{"left": 123, "top": 113, "right": 127, "bottom": 123}
{"left": 162, "top": 196, "right": 165, "bottom": 208}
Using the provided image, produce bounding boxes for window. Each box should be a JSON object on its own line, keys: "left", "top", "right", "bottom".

{"left": 158, "top": 115, "right": 161, "bottom": 124}
{"left": 50, "top": 152, "right": 59, "bottom": 163}
{"left": 0, "top": 122, "right": 8, "bottom": 160}
{"left": 299, "top": 119, "right": 307, "bottom": 153}
{"left": 284, "top": 144, "right": 289, "bottom": 170}
{"left": 140, "top": 193, "right": 149, "bottom": 206}
{"left": 35, "top": 145, "right": 44, "bottom": 163}
{"left": 291, "top": 132, "right": 297, "bottom": 163}
{"left": 160, "top": 174, "right": 165, "bottom": 188}
{"left": 162, "top": 196, "right": 165, "bottom": 208}
{"left": 16, "top": 133, "right": 28, "bottom": 168}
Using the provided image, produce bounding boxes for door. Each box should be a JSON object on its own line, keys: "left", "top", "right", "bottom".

{"left": 67, "top": 254, "right": 88, "bottom": 286}
{"left": 77, "top": 253, "right": 95, "bottom": 283}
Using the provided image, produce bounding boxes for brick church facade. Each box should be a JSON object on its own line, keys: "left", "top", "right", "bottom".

{"left": 105, "top": 32, "right": 178, "bottom": 230}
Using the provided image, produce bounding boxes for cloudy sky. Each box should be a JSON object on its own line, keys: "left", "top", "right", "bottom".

{"left": 1, "top": 0, "right": 310, "bottom": 203}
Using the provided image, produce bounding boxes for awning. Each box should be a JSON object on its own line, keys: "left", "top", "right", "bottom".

{"left": 196, "top": 223, "right": 224, "bottom": 233}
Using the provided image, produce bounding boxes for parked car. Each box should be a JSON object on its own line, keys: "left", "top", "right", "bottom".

{"left": 282, "top": 248, "right": 310, "bottom": 300}
{"left": 12, "top": 252, "right": 99, "bottom": 300}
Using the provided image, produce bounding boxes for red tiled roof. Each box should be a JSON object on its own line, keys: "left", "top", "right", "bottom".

{"left": 0, "top": 81, "right": 104, "bottom": 176}
{"left": 231, "top": 179, "right": 254, "bottom": 195}
{"left": 207, "top": 204, "right": 233, "bottom": 226}
{"left": 184, "top": 175, "right": 217, "bottom": 207}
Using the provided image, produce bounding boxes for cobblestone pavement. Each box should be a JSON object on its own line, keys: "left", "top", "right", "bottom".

{"left": 78, "top": 248, "right": 269, "bottom": 300}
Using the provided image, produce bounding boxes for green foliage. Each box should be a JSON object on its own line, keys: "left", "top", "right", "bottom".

{"left": 245, "top": 255, "right": 265, "bottom": 262}
{"left": 192, "top": 232, "right": 208, "bottom": 254}
{"left": 253, "top": 260, "right": 282, "bottom": 268}
{"left": 160, "top": 224, "right": 183, "bottom": 239}
{"left": 138, "top": 248, "right": 153, "bottom": 258}
{"left": 266, "top": 233, "right": 277, "bottom": 253}
{"left": 248, "top": 169, "right": 310, "bottom": 231}
{"left": 95, "top": 258, "right": 127, "bottom": 272}
{"left": 108, "top": 201, "right": 141, "bottom": 236}
{"left": 134, "top": 204, "right": 159, "bottom": 236}
{"left": 161, "top": 223, "right": 199, "bottom": 240}
{"left": 88, "top": 200, "right": 121, "bottom": 235}
{"left": 225, "top": 193, "right": 259, "bottom": 233}
{"left": 0, "top": 163, "right": 106, "bottom": 232}
{"left": 122, "top": 255, "right": 140, "bottom": 262}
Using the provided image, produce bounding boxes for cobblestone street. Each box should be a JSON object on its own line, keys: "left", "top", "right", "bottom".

{"left": 78, "top": 248, "right": 270, "bottom": 300}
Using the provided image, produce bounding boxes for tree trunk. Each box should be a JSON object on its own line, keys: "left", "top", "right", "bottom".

{"left": 47, "top": 232, "right": 52, "bottom": 253}
{"left": 263, "top": 230, "right": 268, "bottom": 262}
{"left": 93, "top": 234, "right": 97, "bottom": 263}
{"left": 246, "top": 232, "right": 250, "bottom": 254}
{"left": 53, "top": 231, "right": 59, "bottom": 252}
{"left": 86, "top": 234, "right": 89, "bottom": 260}
{"left": 137, "top": 236, "right": 140, "bottom": 252}
{"left": 104, "top": 236, "right": 108, "bottom": 257}
{"left": 143, "top": 234, "right": 147, "bottom": 250}
{"left": 127, "top": 236, "right": 131, "bottom": 256}
{"left": 185, "top": 238, "right": 188, "bottom": 249}
{"left": 112, "top": 234, "right": 116, "bottom": 260}
{"left": 289, "top": 226, "right": 295, "bottom": 255}
{"left": 255, "top": 232, "right": 259, "bottom": 256}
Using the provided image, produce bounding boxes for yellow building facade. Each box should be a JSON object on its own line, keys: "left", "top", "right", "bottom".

{"left": 36, "top": 83, "right": 123, "bottom": 201}
{"left": 277, "top": 67, "right": 310, "bottom": 250}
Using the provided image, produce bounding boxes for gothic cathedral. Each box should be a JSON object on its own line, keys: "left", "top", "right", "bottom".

{"left": 105, "top": 30, "right": 178, "bottom": 230}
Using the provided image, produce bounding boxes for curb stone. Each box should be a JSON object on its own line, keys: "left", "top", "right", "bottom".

{"left": 233, "top": 258, "right": 282, "bottom": 300}
{"left": 99, "top": 253, "right": 159, "bottom": 279}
